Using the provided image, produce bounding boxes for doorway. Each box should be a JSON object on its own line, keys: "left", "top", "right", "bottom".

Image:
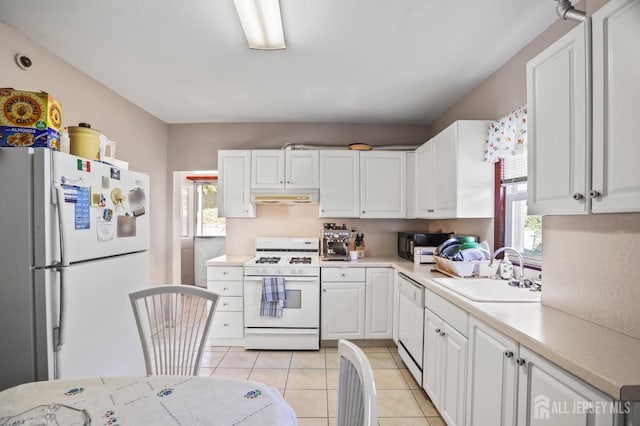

{"left": 171, "top": 171, "right": 226, "bottom": 287}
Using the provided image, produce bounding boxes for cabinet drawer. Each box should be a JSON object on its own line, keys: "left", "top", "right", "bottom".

{"left": 207, "top": 266, "right": 243, "bottom": 281}
{"left": 216, "top": 296, "right": 243, "bottom": 312}
{"left": 425, "top": 288, "right": 468, "bottom": 337}
{"left": 321, "top": 267, "right": 366, "bottom": 282}
{"left": 211, "top": 312, "right": 244, "bottom": 338}
{"left": 207, "top": 281, "right": 243, "bottom": 297}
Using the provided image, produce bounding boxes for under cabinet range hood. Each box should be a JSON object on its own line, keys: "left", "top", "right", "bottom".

{"left": 251, "top": 189, "right": 319, "bottom": 205}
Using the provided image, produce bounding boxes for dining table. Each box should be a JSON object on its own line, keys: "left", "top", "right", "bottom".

{"left": 0, "top": 375, "right": 298, "bottom": 425}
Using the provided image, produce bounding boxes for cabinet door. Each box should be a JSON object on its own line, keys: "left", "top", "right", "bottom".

{"left": 360, "top": 151, "right": 406, "bottom": 218}
{"left": 466, "top": 317, "right": 517, "bottom": 426}
{"left": 440, "top": 322, "right": 468, "bottom": 426}
{"left": 321, "top": 282, "right": 365, "bottom": 340}
{"left": 218, "top": 150, "right": 255, "bottom": 217}
{"left": 406, "top": 152, "right": 416, "bottom": 218}
{"left": 517, "top": 346, "right": 617, "bottom": 426}
{"left": 251, "top": 150, "right": 285, "bottom": 189}
{"left": 526, "top": 23, "right": 590, "bottom": 215}
{"left": 365, "top": 268, "right": 393, "bottom": 339}
{"left": 591, "top": 0, "right": 640, "bottom": 213}
{"left": 392, "top": 272, "right": 400, "bottom": 344}
{"left": 423, "top": 308, "right": 444, "bottom": 407}
{"left": 319, "top": 150, "right": 360, "bottom": 217}
{"left": 415, "top": 141, "right": 434, "bottom": 218}
{"left": 286, "top": 150, "right": 319, "bottom": 188}
{"left": 431, "top": 125, "right": 457, "bottom": 218}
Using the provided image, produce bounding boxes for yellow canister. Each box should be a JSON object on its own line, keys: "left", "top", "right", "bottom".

{"left": 68, "top": 123, "right": 101, "bottom": 160}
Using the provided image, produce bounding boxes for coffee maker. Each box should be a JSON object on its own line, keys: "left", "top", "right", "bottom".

{"left": 321, "top": 223, "right": 351, "bottom": 261}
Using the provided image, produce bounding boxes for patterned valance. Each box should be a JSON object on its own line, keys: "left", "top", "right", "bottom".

{"left": 485, "top": 106, "right": 527, "bottom": 163}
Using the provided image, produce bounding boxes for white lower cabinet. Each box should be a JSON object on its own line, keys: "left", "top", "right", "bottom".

{"left": 517, "top": 346, "right": 617, "bottom": 426}
{"left": 466, "top": 317, "right": 518, "bottom": 426}
{"left": 423, "top": 306, "right": 468, "bottom": 426}
{"left": 321, "top": 267, "right": 392, "bottom": 340}
{"left": 465, "top": 317, "right": 620, "bottom": 426}
{"left": 392, "top": 271, "right": 401, "bottom": 344}
{"left": 206, "top": 266, "right": 244, "bottom": 346}
{"left": 365, "top": 268, "right": 394, "bottom": 339}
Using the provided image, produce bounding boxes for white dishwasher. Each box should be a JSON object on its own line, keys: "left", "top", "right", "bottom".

{"left": 397, "top": 273, "right": 425, "bottom": 385}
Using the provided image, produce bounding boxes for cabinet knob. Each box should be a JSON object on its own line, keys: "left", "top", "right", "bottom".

{"left": 572, "top": 193, "right": 584, "bottom": 200}
{"left": 323, "top": 289, "right": 327, "bottom": 292}
{"left": 340, "top": 273, "right": 346, "bottom": 278}
{"left": 280, "top": 181, "right": 283, "bottom": 184}
{"left": 287, "top": 181, "right": 290, "bottom": 184}
{"left": 223, "top": 271, "right": 228, "bottom": 275}
{"left": 516, "top": 358, "right": 526, "bottom": 366}
{"left": 362, "top": 211, "right": 365, "bottom": 214}
{"left": 439, "top": 331, "right": 446, "bottom": 337}
{"left": 223, "top": 303, "right": 229, "bottom": 306}
{"left": 435, "top": 328, "right": 441, "bottom": 334}
{"left": 504, "top": 350, "right": 514, "bottom": 358}
{"left": 427, "top": 209, "right": 435, "bottom": 213}
{"left": 589, "top": 190, "right": 601, "bottom": 199}
{"left": 223, "top": 287, "right": 229, "bottom": 291}
{"left": 322, "top": 209, "right": 325, "bottom": 212}
{"left": 223, "top": 323, "right": 230, "bottom": 327}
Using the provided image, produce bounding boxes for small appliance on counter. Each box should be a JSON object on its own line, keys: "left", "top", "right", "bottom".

{"left": 397, "top": 232, "right": 452, "bottom": 263}
{"left": 321, "top": 223, "right": 351, "bottom": 260}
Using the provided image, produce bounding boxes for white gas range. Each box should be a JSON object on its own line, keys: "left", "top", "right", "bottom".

{"left": 243, "top": 238, "right": 320, "bottom": 350}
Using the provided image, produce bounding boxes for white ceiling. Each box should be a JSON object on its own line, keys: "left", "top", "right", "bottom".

{"left": 0, "top": 0, "right": 558, "bottom": 124}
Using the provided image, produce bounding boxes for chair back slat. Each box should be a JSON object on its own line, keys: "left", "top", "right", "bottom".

{"left": 129, "top": 285, "right": 219, "bottom": 376}
{"left": 336, "top": 339, "right": 378, "bottom": 426}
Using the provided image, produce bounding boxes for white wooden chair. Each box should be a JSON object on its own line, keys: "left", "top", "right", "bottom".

{"left": 336, "top": 339, "right": 378, "bottom": 426}
{"left": 129, "top": 285, "right": 219, "bottom": 376}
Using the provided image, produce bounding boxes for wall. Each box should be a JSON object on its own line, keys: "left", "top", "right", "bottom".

{"left": 224, "top": 204, "right": 493, "bottom": 257}
{"left": 428, "top": 0, "right": 640, "bottom": 339}
{"left": 1, "top": 22, "right": 169, "bottom": 284}
{"left": 167, "top": 122, "right": 432, "bottom": 171}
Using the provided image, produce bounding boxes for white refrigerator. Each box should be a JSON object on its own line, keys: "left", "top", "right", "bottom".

{"left": 0, "top": 148, "right": 150, "bottom": 391}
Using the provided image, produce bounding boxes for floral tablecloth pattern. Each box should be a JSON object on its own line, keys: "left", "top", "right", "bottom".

{"left": 0, "top": 376, "right": 297, "bottom": 425}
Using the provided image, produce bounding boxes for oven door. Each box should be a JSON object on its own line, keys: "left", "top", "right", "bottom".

{"left": 244, "top": 276, "right": 319, "bottom": 328}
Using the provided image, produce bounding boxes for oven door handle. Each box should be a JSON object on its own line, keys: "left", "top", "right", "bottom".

{"left": 244, "top": 276, "right": 319, "bottom": 282}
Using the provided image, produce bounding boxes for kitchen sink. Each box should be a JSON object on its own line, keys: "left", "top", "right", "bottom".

{"left": 432, "top": 277, "right": 541, "bottom": 303}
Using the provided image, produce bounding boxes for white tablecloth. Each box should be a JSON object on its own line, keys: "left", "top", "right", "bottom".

{"left": 0, "top": 376, "right": 298, "bottom": 425}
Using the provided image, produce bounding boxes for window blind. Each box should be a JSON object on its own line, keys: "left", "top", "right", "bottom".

{"left": 502, "top": 151, "right": 527, "bottom": 182}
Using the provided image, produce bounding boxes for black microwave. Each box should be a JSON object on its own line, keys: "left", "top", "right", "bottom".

{"left": 397, "top": 232, "right": 452, "bottom": 261}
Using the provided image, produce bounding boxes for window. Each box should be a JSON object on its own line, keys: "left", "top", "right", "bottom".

{"left": 195, "top": 181, "right": 226, "bottom": 237}
{"left": 501, "top": 152, "right": 542, "bottom": 265}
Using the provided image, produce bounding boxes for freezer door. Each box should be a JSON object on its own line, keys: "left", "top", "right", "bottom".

{"left": 34, "top": 149, "right": 150, "bottom": 266}
{"left": 56, "top": 251, "right": 149, "bottom": 379}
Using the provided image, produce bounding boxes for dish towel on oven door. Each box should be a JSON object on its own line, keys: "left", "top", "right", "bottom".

{"left": 261, "top": 277, "right": 286, "bottom": 318}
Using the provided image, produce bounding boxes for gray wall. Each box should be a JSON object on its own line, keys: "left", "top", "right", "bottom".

{"left": 1, "top": 22, "right": 169, "bottom": 284}
{"left": 427, "top": 0, "right": 640, "bottom": 339}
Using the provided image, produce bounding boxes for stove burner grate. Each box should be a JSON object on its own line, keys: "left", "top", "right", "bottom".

{"left": 289, "top": 257, "right": 312, "bottom": 264}
{"left": 255, "top": 256, "right": 281, "bottom": 264}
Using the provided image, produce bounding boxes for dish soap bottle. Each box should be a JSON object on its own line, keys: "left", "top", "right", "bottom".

{"left": 499, "top": 253, "right": 514, "bottom": 280}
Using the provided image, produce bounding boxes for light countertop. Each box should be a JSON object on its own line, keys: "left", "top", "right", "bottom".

{"left": 205, "top": 254, "right": 640, "bottom": 400}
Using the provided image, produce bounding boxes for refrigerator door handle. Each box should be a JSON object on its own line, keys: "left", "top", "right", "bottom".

{"left": 53, "top": 185, "right": 69, "bottom": 267}
{"left": 53, "top": 266, "right": 64, "bottom": 352}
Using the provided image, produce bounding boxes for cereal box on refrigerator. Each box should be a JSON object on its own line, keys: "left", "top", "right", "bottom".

{"left": 0, "top": 88, "right": 62, "bottom": 150}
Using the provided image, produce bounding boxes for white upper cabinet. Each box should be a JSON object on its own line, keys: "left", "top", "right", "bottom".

{"left": 415, "top": 121, "right": 494, "bottom": 219}
{"left": 527, "top": 22, "right": 590, "bottom": 215}
{"left": 251, "top": 150, "right": 319, "bottom": 189}
{"left": 406, "top": 152, "right": 417, "bottom": 219}
{"left": 528, "top": 0, "right": 640, "bottom": 215}
{"left": 319, "top": 150, "right": 360, "bottom": 218}
{"left": 591, "top": 0, "right": 640, "bottom": 213}
{"left": 218, "top": 150, "right": 255, "bottom": 218}
{"left": 360, "top": 151, "right": 407, "bottom": 218}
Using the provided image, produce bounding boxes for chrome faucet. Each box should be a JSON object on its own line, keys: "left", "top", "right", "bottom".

{"left": 489, "top": 247, "right": 525, "bottom": 287}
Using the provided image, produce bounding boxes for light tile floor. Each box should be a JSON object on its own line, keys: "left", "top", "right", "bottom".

{"left": 198, "top": 345, "right": 445, "bottom": 426}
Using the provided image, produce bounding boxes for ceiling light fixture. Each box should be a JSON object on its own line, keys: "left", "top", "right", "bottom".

{"left": 233, "top": 0, "right": 286, "bottom": 50}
